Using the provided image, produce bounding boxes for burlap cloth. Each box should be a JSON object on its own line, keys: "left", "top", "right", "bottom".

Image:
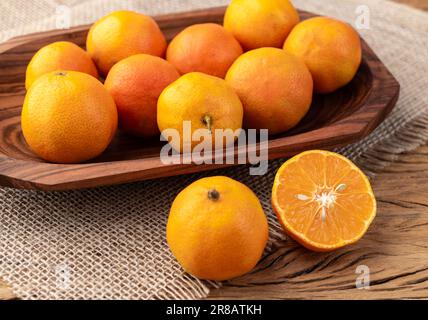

{"left": 0, "top": 0, "right": 427, "bottom": 300}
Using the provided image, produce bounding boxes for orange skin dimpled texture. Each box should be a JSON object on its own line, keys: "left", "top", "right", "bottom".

{"left": 224, "top": 0, "right": 300, "bottom": 50}
{"left": 25, "top": 41, "right": 99, "bottom": 90}
{"left": 167, "top": 176, "right": 269, "bottom": 281}
{"left": 21, "top": 71, "right": 118, "bottom": 164}
{"left": 86, "top": 10, "right": 167, "bottom": 76}
{"left": 284, "top": 17, "right": 362, "bottom": 94}
{"left": 226, "top": 47, "right": 313, "bottom": 135}
{"left": 167, "top": 23, "right": 243, "bottom": 79}
{"left": 104, "top": 54, "right": 180, "bottom": 137}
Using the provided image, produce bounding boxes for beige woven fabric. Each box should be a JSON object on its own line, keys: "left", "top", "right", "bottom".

{"left": 0, "top": 0, "right": 427, "bottom": 299}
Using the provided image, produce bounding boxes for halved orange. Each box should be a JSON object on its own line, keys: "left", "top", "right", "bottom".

{"left": 272, "top": 150, "right": 376, "bottom": 252}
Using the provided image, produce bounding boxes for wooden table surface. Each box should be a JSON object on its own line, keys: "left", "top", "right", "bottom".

{"left": 209, "top": 142, "right": 428, "bottom": 299}
{"left": 1, "top": 0, "right": 427, "bottom": 300}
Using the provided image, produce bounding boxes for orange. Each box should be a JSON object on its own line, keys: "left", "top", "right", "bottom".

{"left": 225, "top": 47, "right": 313, "bottom": 135}
{"left": 21, "top": 71, "right": 118, "bottom": 163}
{"left": 104, "top": 54, "right": 180, "bottom": 137}
{"left": 86, "top": 10, "right": 167, "bottom": 76}
{"left": 166, "top": 23, "right": 243, "bottom": 78}
{"left": 25, "top": 41, "right": 99, "bottom": 90}
{"left": 284, "top": 17, "right": 362, "bottom": 94}
{"left": 224, "top": 0, "right": 299, "bottom": 50}
{"left": 272, "top": 150, "right": 376, "bottom": 252}
{"left": 167, "top": 176, "right": 269, "bottom": 281}
{"left": 157, "top": 72, "right": 243, "bottom": 152}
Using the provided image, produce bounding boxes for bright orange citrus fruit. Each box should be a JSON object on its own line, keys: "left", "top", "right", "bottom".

{"left": 86, "top": 10, "right": 167, "bottom": 76}
{"left": 167, "top": 23, "right": 243, "bottom": 78}
{"left": 21, "top": 71, "right": 118, "bottom": 163}
{"left": 225, "top": 47, "right": 313, "bottom": 135}
{"left": 224, "top": 0, "right": 299, "bottom": 50}
{"left": 284, "top": 17, "right": 362, "bottom": 94}
{"left": 272, "top": 150, "right": 376, "bottom": 252}
{"left": 25, "top": 41, "right": 99, "bottom": 90}
{"left": 157, "top": 72, "right": 243, "bottom": 152}
{"left": 104, "top": 54, "right": 180, "bottom": 138}
{"left": 167, "top": 176, "right": 269, "bottom": 281}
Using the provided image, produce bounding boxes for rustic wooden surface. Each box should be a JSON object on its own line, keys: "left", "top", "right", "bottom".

{"left": 1, "top": 0, "right": 427, "bottom": 300}
{"left": 394, "top": 0, "right": 428, "bottom": 10}
{"left": 0, "top": 8, "right": 398, "bottom": 191}
{"left": 209, "top": 142, "right": 428, "bottom": 299}
{"left": 210, "top": 1, "right": 428, "bottom": 300}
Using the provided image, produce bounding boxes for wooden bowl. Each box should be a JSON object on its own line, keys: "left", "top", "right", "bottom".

{"left": 0, "top": 7, "right": 400, "bottom": 190}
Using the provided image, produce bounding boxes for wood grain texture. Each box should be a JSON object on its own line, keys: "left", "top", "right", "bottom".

{"left": 208, "top": 142, "right": 428, "bottom": 300}
{"left": 3, "top": 142, "right": 428, "bottom": 300}
{"left": 0, "top": 8, "right": 399, "bottom": 191}
{"left": 0, "top": 0, "right": 425, "bottom": 300}
{"left": 394, "top": 0, "right": 428, "bottom": 10}
{"left": 0, "top": 279, "right": 15, "bottom": 300}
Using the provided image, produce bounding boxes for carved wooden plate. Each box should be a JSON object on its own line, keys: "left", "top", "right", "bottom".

{"left": 0, "top": 7, "right": 400, "bottom": 190}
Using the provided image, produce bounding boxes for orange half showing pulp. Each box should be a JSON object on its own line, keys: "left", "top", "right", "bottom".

{"left": 272, "top": 150, "right": 376, "bottom": 252}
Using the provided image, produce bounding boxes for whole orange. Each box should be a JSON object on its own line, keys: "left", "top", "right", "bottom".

{"left": 224, "top": 0, "right": 299, "bottom": 50}
{"left": 104, "top": 54, "right": 180, "bottom": 137}
{"left": 166, "top": 23, "right": 243, "bottom": 78}
{"left": 25, "top": 41, "right": 99, "bottom": 90}
{"left": 86, "top": 10, "right": 167, "bottom": 76}
{"left": 225, "top": 47, "right": 313, "bottom": 135}
{"left": 157, "top": 72, "right": 243, "bottom": 152}
{"left": 167, "top": 176, "right": 269, "bottom": 281}
{"left": 21, "top": 71, "right": 118, "bottom": 163}
{"left": 284, "top": 17, "right": 362, "bottom": 93}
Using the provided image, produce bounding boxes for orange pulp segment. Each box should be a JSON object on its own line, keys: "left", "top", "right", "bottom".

{"left": 272, "top": 150, "right": 376, "bottom": 252}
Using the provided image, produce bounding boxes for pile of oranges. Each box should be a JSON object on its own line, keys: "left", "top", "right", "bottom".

{"left": 22, "top": 0, "right": 362, "bottom": 163}
{"left": 21, "top": 0, "right": 376, "bottom": 282}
